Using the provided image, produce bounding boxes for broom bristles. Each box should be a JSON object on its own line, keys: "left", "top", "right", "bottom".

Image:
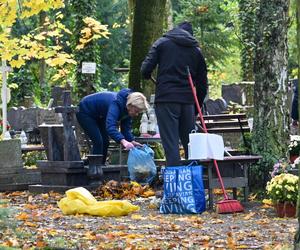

{"left": 216, "top": 199, "right": 244, "bottom": 214}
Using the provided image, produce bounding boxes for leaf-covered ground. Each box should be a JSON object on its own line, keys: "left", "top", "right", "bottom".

{"left": 0, "top": 189, "right": 297, "bottom": 250}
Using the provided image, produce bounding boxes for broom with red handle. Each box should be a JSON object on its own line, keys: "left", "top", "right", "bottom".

{"left": 187, "top": 66, "right": 244, "bottom": 214}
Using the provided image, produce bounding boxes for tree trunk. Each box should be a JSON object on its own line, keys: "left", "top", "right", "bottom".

{"left": 128, "top": 0, "right": 135, "bottom": 33}
{"left": 294, "top": 0, "right": 300, "bottom": 248}
{"left": 39, "top": 11, "right": 47, "bottom": 102}
{"left": 239, "top": 0, "right": 257, "bottom": 81}
{"left": 70, "top": 0, "right": 101, "bottom": 99}
{"left": 252, "top": 0, "right": 290, "bottom": 187}
{"left": 166, "top": 0, "right": 174, "bottom": 30}
{"left": 128, "top": 0, "right": 166, "bottom": 96}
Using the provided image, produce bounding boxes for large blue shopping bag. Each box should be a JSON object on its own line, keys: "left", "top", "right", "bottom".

{"left": 160, "top": 163, "right": 206, "bottom": 214}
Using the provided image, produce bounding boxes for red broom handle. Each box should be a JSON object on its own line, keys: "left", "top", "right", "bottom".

{"left": 187, "top": 66, "right": 229, "bottom": 200}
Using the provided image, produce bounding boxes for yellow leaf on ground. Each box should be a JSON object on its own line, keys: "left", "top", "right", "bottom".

{"left": 41, "top": 193, "right": 49, "bottom": 199}
{"left": 24, "top": 221, "right": 38, "bottom": 227}
{"left": 16, "top": 212, "right": 29, "bottom": 221}
{"left": 141, "top": 190, "right": 155, "bottom": 198}
{"left": 244, "top": 212, "right": 255, "bottom": 220}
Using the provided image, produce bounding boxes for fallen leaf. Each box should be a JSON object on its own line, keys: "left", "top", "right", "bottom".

{"left": 131, "top": 214, "right": 146, "bottom": 220}
{"left": 74, "top": 223, "right": 85, "bottom": 229}
{"left": 24, "top": 204, "right": 38, "bottom": 210}
{"left": 227, "top": 232, "right": 236, "bottom": 249}
{"left": 15, "top": 212, "right": 29, "bottom": 221}
{"left": 24, "top": 221, "right": 38, "bottom": 227}
{"left": 244, "top": 212, "right": 255, "bottom": 220}
{"left": 41, "top": 193, "right": 49, "bottom": 199}
{"left": 211, "top": 219, "right": 224, "bottom": 224}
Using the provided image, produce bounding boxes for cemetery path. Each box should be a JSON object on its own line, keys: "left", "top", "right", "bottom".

{"left": 0, "top": 190, "right": 297, "bottom": 249}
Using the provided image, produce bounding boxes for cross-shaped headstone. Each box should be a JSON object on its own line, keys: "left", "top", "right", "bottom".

{"left": 55, "top": 90, "right": 80, "bottom": 161}
{"left": 1, "top": 60, "right": 12, "bottom": 136}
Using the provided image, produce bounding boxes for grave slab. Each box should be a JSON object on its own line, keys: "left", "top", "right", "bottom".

{"left": 0, "top": 139, "right": 41, "bottom": 191}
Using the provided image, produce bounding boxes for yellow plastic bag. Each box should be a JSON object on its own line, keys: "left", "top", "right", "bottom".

{"left": 87, "top": 200, "right": 140, "bottom": 217}
{"left": 65, "top": 187, "right": 97, "bottom": 205}
{"left": 58, "top": 187, "right": 140, "bottom": 217}
{"left": 58, "top": 197, "right": 88, "bottom": 215}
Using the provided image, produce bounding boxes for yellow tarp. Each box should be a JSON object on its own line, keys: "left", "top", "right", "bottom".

{"left": 58, "top": 187, "right": 140, "bottom": 217}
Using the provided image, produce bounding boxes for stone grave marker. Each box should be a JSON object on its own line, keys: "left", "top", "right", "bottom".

{"left": 204, "top": 98, "right": 227, "bottom": 115}
{"left": 0, "top": 139, "right": 41, "bottom": 191}
{"left": 51, "top": 86, "right": 64, "bottom": 107}
{"left": 29, "top": 91, "right": 89, "bottom": 193}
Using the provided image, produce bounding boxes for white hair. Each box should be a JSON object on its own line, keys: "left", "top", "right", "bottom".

{"left": 126, "top": 92, "right": 150, "bottom": 111}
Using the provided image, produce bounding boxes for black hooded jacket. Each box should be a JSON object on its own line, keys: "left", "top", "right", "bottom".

{"left": 141, "top": 27, "right": 208, "bottom": 104}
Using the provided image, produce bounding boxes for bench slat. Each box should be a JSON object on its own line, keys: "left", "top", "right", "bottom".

{"left": 206, "top": 127, "right": 250, "bottom": 133}
{"left": 203, "top": 113, "right": 247, "bottom": 120}
{"left": 154, "top": 155, "right": 262, "bottom": 166}
{"left": 204, "top": 120, "right": 249, "bottom": 128}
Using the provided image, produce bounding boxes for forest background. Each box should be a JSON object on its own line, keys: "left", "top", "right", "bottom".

{"left": 1, "top": 0, "right": 297, "bottom": 105}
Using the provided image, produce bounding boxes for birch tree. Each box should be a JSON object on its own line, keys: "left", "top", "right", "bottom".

{"left": 252, "top": 0, "right": 290, "bottom": 186}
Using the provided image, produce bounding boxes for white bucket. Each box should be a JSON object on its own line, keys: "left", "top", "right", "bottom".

{"left": 188, "top": 132, "right": 224, "bottom": 160}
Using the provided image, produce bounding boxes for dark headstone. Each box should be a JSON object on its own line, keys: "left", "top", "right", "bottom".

{"left": 30, "top": 91, "right": 84, "bottom": 193}
{"left": 51, "top": 86, "right": 64, "bottom": 107}
{"left": 7, "top": 107, "right": 25, "bottom": 131}
{"left": 222, "top": 82, "right": 255, "bottom": 106}
{"left": 222, "top": 84, "right": 242, "bottom": 105}
{"left": 42, "top": 109, "right": 62, "bottom": 125}
{"left": 204, "top": 98, "right": 227, "bottom": 115}
{"left": 55, "top": 91, "right": 80, "bottom": 161}
{"left": 39, "top": 124, "right": 64, "bottom": 161}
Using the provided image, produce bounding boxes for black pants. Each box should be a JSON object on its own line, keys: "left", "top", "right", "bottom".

{"left": 76, "top": 111, "right": 109, "bottom": 164}
{"left": 155, "top": 103, "right": 195, "bottom": 166}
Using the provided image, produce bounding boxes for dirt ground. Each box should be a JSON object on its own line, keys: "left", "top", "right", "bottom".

{"left": 0, "top": 190, "right": 298, "bottom": 250}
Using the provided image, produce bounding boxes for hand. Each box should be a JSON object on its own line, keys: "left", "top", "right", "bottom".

{"left": 132, "top": 141, "right": 142, "bottom": 147}
{"left": 121, "top": 139, "right": 135, "bottom": 150}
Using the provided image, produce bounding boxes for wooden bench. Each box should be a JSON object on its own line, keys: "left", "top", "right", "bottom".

{"left": 200, "top": 113, "right": 251, "bottom": 151}
{"left": 202, "top": 113, "right": 250, "bottom": 134}
{"left": 156, "top": 155, "right": 262, "bottom": 210}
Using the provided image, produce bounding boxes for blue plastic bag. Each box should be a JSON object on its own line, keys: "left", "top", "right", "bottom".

{"left": 160, "top": 163, "right": 206, "bottom": 214}
{"left": 127, "top": 145, "right": 157, "bottom": 183}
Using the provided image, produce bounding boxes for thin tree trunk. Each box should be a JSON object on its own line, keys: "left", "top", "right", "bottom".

{"left": 128, "top": 0, "right": 135, "bottom": 33}
{"left": 71, "top": 0, "right": 100, "bottom": 99}
{"left": 39, "top": 11, "right": 47, "bottom": 102}
{"left": 166, "top": 0, "right": 173, "bottom": 30}
{"left": 252, "top": 0, "right": 290, "bottom": 187}
{"left": 128, "top": 0, "right": 166, "bottom": 96}
{"left": 294, "top": 0, "right": 300, "bottom": 248}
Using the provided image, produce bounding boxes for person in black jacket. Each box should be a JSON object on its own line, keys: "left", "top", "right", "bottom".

{"left": 141, "top": 21, "right": 208, "bottom": 166}
{"left": 76, "top": 89, "right": 149, "bottom": 164}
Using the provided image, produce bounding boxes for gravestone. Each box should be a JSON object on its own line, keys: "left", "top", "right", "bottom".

{"left": 222, "top": 82, "right": 255, "bottom": 115}
{"left": 204, "top": 98, "right": 227, "bottom": 115}
{"left": 51, "top": 86, "right": 64, "bottom": 107}
{"left": 7, "top": 106, "right": 62, "bottom": 144}
{"left": 0, "top": 139, "right": 41, "bottom": 191}
{"left": 29, "top": 91, "right": 88, "bottom": 193}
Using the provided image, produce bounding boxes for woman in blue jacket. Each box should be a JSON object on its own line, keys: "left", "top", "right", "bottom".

{"left": 76, "top": 88, "right": 149, "bottom": 164}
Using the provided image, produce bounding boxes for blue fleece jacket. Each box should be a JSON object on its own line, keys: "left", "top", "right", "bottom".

{"left": 78, "top": 88, "right": 134, "bottom": 143}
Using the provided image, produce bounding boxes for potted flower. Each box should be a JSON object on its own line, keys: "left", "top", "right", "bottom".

{"left": 288, "top": 135, "right": 300, "bottom": 163}
{"left": 271, "top": 158, "right": 296, "bottom": 177}
{"left": 266, "top": 173, "right": 298, "bottom": 217}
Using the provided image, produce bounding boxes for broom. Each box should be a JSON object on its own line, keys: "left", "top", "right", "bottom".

{"left": 187, "top": 66, "right": 244, "bottom": 214}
